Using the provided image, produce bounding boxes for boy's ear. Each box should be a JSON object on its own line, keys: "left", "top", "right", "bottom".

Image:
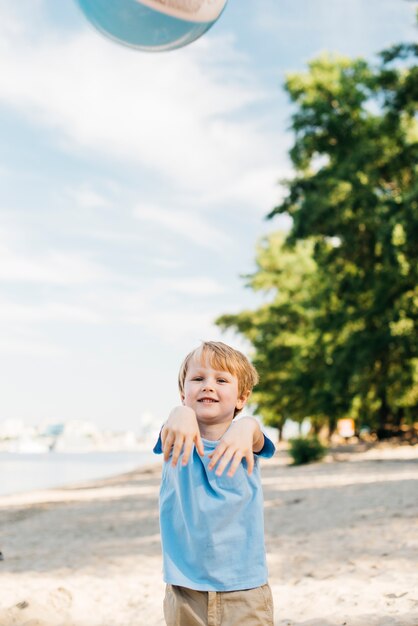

{"left": 236, "top": 389, "right": 251, "bottom": 411}
{"left": 180, "top": 392, "right": 185, "bottom": 405}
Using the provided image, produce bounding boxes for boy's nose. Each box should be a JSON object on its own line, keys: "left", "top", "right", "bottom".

{"left": 202, "top": 382, "right": 214, "bottom": 391}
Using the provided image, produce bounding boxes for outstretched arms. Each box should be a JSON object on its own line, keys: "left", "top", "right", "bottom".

{"left": 160, "top": 408, "right": 266, "bottom": 477}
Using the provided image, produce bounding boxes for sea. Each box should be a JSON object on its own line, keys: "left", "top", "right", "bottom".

{"left": 0, "top": 450, "right": 159, "bottom": 497}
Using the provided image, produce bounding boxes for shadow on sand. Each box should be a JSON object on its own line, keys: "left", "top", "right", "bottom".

{"left": 0, "top": 465, "right": 162, "bottom": 573}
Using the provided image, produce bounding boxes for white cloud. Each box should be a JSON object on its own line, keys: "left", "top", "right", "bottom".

{"left": 67, "top": 185, "right": 111, "bottom": 210}
{"left": 0, "top": 336, "right": 64, "bottom": 357}
{"left": 126, "top": 309, "right": 259, "bottom": 350}
{"left": 0, "top": 323, "right": 66, "bottom": 357}
{"left": 0, "top": 271, "right": 224, "bottom": 337}
{"left": 86, "top": 275, "right": 226, "bottom": 324}
{"left": 0, "top": 242, "right": 111, "bottom": 284}
{"left": 0, "top": 4, "right": 281, "bottom": 207}
{"left": 123, "top": 309, "right": 219, "bottom": 343}
{"left": 164, "top": 277, "right": 225, "bottom": 296}
{"left": 202, "top": 165, "right": 291, "bottom": 215}
{"left": 133, "top": 204, "right": 232, "bottom": 249}
{"left": 0, "top": 2, "right": 27, "bottom": 39}
{"left": 0, "top": 298, "right": 103, "bottom": 324}
{"left": 151, "top": 257, "right": 184, "bottom": 270}
{"left": 0, "top": 220, "right": 121, "bottom": 285}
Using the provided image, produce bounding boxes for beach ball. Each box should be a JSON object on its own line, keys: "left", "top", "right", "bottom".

{"left": 76, "top": 0, "right": 228, "bottom": 52}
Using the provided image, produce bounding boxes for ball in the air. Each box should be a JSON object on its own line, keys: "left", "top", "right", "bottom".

{"left": 77, "top": 0, "right": 228, "bottom": 52}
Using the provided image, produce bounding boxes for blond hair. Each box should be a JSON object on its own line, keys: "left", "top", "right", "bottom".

{"left": 178, "top": 341, "right": 259, "bottom": 416}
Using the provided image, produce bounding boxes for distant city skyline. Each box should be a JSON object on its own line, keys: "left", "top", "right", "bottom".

{"left": 0, "top": 416, "right": 158, "bottom": 454}
{"left": 0, "top": 0, "right": 416, "bottom": 432}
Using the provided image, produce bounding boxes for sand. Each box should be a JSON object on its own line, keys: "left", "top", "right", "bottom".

{"left": 0, "top": 443, "right": 417, "bottom": 626}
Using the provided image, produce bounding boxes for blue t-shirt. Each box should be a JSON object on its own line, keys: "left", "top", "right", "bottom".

{"left": 153, "top": 430, "right": 275, "bottom": 591}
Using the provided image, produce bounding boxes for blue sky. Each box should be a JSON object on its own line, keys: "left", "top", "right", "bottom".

{"left": 0, "top": 0, "right": 416, "bottom": 432}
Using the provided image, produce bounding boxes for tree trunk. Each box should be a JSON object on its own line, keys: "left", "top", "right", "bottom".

{"left": 376, "top": 388, "right": 392, "bottom": 439}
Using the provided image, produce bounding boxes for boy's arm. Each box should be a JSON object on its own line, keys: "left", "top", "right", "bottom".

{"left": 208, "top": 417, "right": 265, "bottom": 478}
{"left": 161, "top": 405, "right": 204, "bottom": 467}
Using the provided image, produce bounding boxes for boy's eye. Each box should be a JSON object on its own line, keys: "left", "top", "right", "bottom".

{"left": 192, "top": 376, "right": 203, "bottom": 381}
{"left": 217, "top": 378, "right": 227, "bottom": 383}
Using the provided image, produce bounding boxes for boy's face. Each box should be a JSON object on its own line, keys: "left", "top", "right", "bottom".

{"left": 181, "top": 356, "right": 249, "bottom": 427}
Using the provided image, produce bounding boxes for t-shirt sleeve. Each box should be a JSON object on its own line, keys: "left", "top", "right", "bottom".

{"left": 153, "top": 431, "right": 163, "bottom": 454}
{"left": 255, "top": 433, "right": 276, "bottom": 458}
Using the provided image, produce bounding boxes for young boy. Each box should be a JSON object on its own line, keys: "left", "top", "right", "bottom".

{"left": 153, "top": 341, "right": 275, "bottom": 626}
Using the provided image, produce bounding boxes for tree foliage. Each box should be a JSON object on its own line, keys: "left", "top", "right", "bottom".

{"left": 218, "top": 234, "right": 321, "bottom": 439}
{"left": 217, "top": 43, "right": 418, "bottom": 438}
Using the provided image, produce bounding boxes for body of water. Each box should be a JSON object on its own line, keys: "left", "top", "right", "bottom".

{"left": 0, "top": 450, "right": 159, "bottom": 497}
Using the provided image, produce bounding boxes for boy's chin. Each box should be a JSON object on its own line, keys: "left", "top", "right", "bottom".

{"left": 195, "top": 410, "right": 234, "bottom": 423}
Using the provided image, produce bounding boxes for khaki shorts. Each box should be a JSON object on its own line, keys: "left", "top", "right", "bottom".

{"left": 163, "top": 583, "right": 274, "bottom": 626}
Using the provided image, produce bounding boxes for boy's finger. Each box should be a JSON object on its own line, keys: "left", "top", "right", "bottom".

{"left": 208, "top": 441, "right": 227, "bottom": 470}
{"left": 194, "top": 433, "right": 204, "bottom": 457}
{"left": 227, "top": 450, "right": 244, "bottom": 477}
{"left": 161, "top": 426, "right": 168, "bottom": 446}
{"left": 245, "top": 450, "right": 254, "bottom": 476}
{"left": 214, "top": 448, "right": 235, "bottom": 477}
{"left": 182, "top": 435, "right": 194, "bottom": 466}
{"left": 171, "top": 436, "right": 185, "bottom": 467}
{"left": 162, "top": 432, "right": 175, "bottom": 462}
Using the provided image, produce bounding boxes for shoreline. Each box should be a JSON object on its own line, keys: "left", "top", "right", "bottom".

{"left": 0, "top": 460, "right": 162, "bottom": 507}
{"left": 0, "top": 449, "right": 159, "bottom": 499}
{"left": 0, "top": 444, "right": 417, "bottom": 625}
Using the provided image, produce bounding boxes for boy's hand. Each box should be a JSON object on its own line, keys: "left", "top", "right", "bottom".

{"left": 161, "top": 406, "right": 204, "bottom": 467}
{"left": 208, "top": 417, "right": 264, "bottom": 478}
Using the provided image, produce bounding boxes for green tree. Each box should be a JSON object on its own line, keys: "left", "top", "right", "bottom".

{"left": 218, "top": 44, "right": 418, "bottom": 438}
{"left": 218, "top": 233, "right": 324, "bottom": 439}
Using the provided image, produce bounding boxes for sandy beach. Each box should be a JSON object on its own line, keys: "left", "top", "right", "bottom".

{"left": 0, "top": 443, "right": 417, "bottom": 626}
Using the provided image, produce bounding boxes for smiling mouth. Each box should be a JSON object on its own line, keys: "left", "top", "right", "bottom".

{"left": 198, "top": 398, "right": 219, "bottom": 403}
